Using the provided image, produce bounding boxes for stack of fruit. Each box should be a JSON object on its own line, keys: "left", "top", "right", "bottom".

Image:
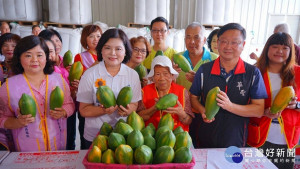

{"left": 83, "top": 111, "right": 194, "bottom": 168}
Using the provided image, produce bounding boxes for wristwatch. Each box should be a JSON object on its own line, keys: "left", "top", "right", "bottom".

{"left": 295, "top": 101, "right": 300, "bottom": 109}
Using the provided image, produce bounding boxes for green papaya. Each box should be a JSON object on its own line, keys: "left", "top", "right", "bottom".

{"left": 100, "top": 122, "right": 113, "bottom": 136}
{"left": 173, "top": 54, "right": 192, "bottom": 72}
{"left": 173, "top": 147, "right": 192, "bottom": 163}
{"left": 156, "top": 93, "right": 178, "bottom": 110}
{"left": 156, "top": 130, "right": 176, "bottom": 149}
{"left": 134, "top": 64, "right": 147, "bottom": 80}
{"left": 270, "top": 86, "right": 295, "bottom": 114}
{"left": 205, "top": 87, "right": 220, "bottom": 120}
{"left": 134, "top": 145, "right": 153, "bottom": 164}
{"left": 155, "top": 50, "right": 164, "bottom": 57}
{"left": 153, "top": 146, "right": 174, "bottom": 164}
{"left": 158, "top": 113, "right": 174, "bottom": 130}
{"left": 127, "top": 111, "right": 145, "bottom": 131}
{"left": 174, "top": 131, "right": 192, "bottom": 150}
{"left": 113, "top": 122, "right": 133, "bottom": 138}
{"left": 155, "top": 126, "right": 171, "bottom": 140}
{"left": 108, "top": 132, "right": 126, "bottom": 151}
{"left": 49, "top": 86, "right": 64, "bottom": 110}
{"left": 63, "top": 50, "right": 73, "bottom": 67}
{"left": 92, "top": 135, "right": 108, "bottom": 152}
{"left": 18, "top": 93, "right": 36, "bottom": 117}
{"left": 173, "top": 126, "right": 184, "bottom": 136}
{"left": 144, "top": 135, "right": 156, "bottom": 151}
{"left": 96, "top": 86, "right": 116, "bottom": 108}
{"left": 114, "top": 119, "right": 126, "bottom": 128}
{"left": 127, "top": 130, "right": 144, "bottom": 149}
{"left": 116, "top": 86, "right": 132, "bottom": 108}
{"left": 68, "top": 61, "right": 83, "bottom": 82}
{"left": 141, "top": 126, "right": 155, "bottom": 137}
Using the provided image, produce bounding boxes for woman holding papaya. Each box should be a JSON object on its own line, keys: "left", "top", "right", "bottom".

{"left": 126, "top": 36, "right": 151, "bottom": 87}
{"left": 137, "top": 55, "right": 193, "bottom": 131}
{"left": 0, "top": 35, "right": 74, "bottom": 152}
{"left": 247, "top": 32, "right": 300, "bottom": 169}
{"left": 76, "top": 28, "right": 142, "bottom": 148}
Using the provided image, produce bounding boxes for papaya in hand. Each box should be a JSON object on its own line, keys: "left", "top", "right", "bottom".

{"left": 205, "top": 87, "right": 220, "bottom": 120}
{"left": 270, "top": 86, "right": 295, "bottom": 114}
{"left": 18, "top": 93, "right": 36, "bottom": 117}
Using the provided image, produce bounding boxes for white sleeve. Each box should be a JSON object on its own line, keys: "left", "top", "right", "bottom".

{"left": 130, "top": 71, "right": 142, "bottom": 103}
{"left": 76, "top": 72, "right": 94, "bottom": 104}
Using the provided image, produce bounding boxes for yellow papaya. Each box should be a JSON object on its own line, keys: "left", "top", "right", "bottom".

{"left": 63, "top": 50, "right": 73, "bottom": 67}
{"left": 18, "top": 93, "right": 36, "bottom": 117}
{"left": 96, "top": 86, "right": 116, "bottom": 108}
{"left": 173, "top": 54, "right": 192, "bottom": 72}
{"left": 205, "top": 87, "right": 220, "bottom": 120}
{"left": 270, "top": 86, "right": 295, "bottom": 114}
{"left": 87, "top": 145, "right": 102, "bottom": 163}
{"left": 156, "top": 93, "right": 178, "bottom": 110}
{"left": 50, "top": 86, "right": 64, "bottom": 110}
{"left": 115, "top": 144, "right": 133, "bottom": 164}
{"left": 116, "top": 86, "right": 132, "bottom": 108}
{"left": 68, "top": 61, "right": 83, "bottom": 82}
{"left": 101, "top": 149, "right": 116, "bottom": 164}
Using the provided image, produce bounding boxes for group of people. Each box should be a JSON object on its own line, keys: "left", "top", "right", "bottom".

{"left": 0, "top": 17, "right": 299, "bottom": 169}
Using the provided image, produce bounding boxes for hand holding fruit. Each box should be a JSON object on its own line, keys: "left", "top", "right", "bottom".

{"left": 172, "top": 62, "right": 182, "bottom": 73}
{"left": 216, "top": 91, "right": 233, "bottom": 112}
{"left": 118, "top": 103, "right": 135, "bottom": 117}
{"left": 100, "top": 105, "right": 118, "bottom": 115}
{"left": 263, "top": 108, "right": 282, "bottom": 119}
{"left": 16, "top": 109, "right": 35, "bottom": 127}
{"left": 201, "top": 111, "right": 215, "bottom": 123}
{"left": 185, "top": 70, "right": 195, "bottom": 82}
{"left": 286, "top": 96, "right": 298, "bottom": 109}
{"left": 163, "top": 100, "right": 184, "bottom": 116}
{"left": 49, "top": 107, "right": 67, "bottom": 119}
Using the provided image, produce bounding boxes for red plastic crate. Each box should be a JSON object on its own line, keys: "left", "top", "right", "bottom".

{"left": 82, "top": 149, "right": 195, "bottom": 169}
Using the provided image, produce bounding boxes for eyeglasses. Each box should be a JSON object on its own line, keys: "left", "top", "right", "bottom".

{"left": 151, "top": 29, "right": 167, "bottom": 34}
{"left": 133, "top": 47, "right": 147, "bottom": 55}
{"left": 218, "top": 40, "right": 242, "bottom": 47}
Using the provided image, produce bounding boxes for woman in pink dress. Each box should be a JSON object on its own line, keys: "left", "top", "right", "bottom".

{"left": 0, "top": 35, "right": 74, "bottom": 151}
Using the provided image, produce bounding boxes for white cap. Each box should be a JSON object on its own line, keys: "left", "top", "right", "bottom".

{"left": 147, "top": 55, "right": 179, "bottom": 79}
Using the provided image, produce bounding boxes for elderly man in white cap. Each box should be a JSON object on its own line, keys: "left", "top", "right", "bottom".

{"left": 137, "top": 55, "right": 193, "bottom": 131}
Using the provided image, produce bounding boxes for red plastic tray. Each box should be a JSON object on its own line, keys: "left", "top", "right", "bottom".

{"left": 82, "top": 149, "right": 195, "bottom": 169}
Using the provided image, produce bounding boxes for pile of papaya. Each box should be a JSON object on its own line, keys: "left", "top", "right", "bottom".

{"left": 87, "top": 112, "right": 193, "bottom": 165}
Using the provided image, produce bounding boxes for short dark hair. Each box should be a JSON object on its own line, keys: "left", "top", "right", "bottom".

{"left": 207, "top": 29, "right": 219, "bottom": 52}
{"left": 0, "top": 33, "right": 21, "bottom": 55}
{"left": 150, "top": 17, "right": 169, "bottom": 30}
{"left": 32, "top": 25, "right": 40, "bottom": 31}
{"left": 38, "top": 29, "right": 63, "bottom": 43}
{"left": 81, "top": 24, "right": 102, "bottom": 50}
{"left": 11, "top": 35, "right": 54, "bottom": 75}
{"left": 96, "top": 28, "right": 132, "bottom": 63}
{"left": 218, "top": 23, "right": 246, "bottom": 40}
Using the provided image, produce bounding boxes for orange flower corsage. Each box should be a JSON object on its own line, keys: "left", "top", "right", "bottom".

{"left": 95, "top": 78, "right": 106, "bottom": 88}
